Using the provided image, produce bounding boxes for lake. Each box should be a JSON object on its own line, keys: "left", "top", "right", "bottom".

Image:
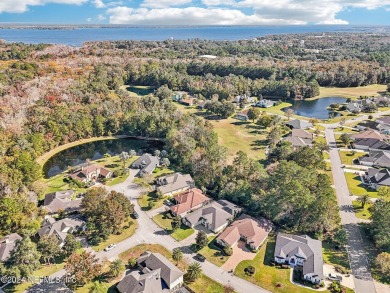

{"left": 0, "top": 25, "right": 356, "bottom": 45}
{"left": 283, "top": 96, "right": 347, "bottom": 119}
{"left": 43, "top": 138, "right": 163, "bottom": 178}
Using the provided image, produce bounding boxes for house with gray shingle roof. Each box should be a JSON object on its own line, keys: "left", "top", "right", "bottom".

{"left": 117, "top": 251, "right": 184, "bottom": 293}
{"left": 156, "top": 173, "right": 195, "bottom": 197}
{"left": 37, "top": 216, "right": 84, "bottom": 247}
{"left": 365, "top": 168, "right": 390, "bottom": 190}
{"left": 131, "top": 154, "right": 160, "bottom": 177}
{"left": 352, "top": 138, "right": 390, "bottom": 151}
{"left": 285, "top": 119, "right": 313, "bottom": 130}
{"left": 0, "top": 233, "right": 22, "bottom": 262}
{"left": 274, "top": 233, "right": 324, "bottom": 284}
{"left": 182, "top": 200, "right": 241, "bottom": 233}
{"left": 358, "top": 150, "right": 390, "bottom": 168}
{"left": 43, "top": 190, "right": 82, "bottom": 214}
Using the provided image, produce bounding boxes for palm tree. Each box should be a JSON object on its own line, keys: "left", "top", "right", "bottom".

{"left": 186, "top": 262, "right": 202, "bottom": 281}
{"left": 129, "top": 149, "right": 137, "bottom": 158}
{"left": 109, "top": 259, "right": 125, "bottom": 278}
{"left": 119, "top": 151, "right": 129, "bottom": 169}
{"left": 357, "top": 194, "right": 370, "bottom": 208}
{"left": 172, "top": 248, "right": 183, "bottom": 265}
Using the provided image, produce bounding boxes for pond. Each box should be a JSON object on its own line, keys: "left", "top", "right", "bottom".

{"left": 43, "top": 138, "right": 163, "bottom": 178}
{"left": 283, "top": 96, "right": 347, "bottom": 119}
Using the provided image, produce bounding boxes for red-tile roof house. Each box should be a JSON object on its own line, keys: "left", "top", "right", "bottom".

{"left": 170, "top": 188, "right": 210, "bottom": 217}
{"left": 216, "top": 214, "right": 273, "bottom": 250}
{"left": 69, "top": 164, "right": 112, "bottom": 183}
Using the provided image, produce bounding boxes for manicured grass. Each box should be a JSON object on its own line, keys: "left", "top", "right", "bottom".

{"left": 197, "top": 236, "right": 228, "bottom": 267}
{"left": 339, "top": 151, "right": 362, "bottom": 165}
{"left": 336, "top": 126, "right": 359, "bottom": 134}
{"left": 323, "top": 151, "right": 330, "bottom": 160}
{"left": 152, "top": 212, "right": 195, "bottom": 241}
{"left": 235, "top": 238, "right": 330, "bottom": 293}
{"left": 138, "top": 191, "right": 166, "bottom": 211}
{"left": 352, "top": 200, "right": 372, "bottom": 220}
{"left": 92, "top": 220, "right": 138, "bottom": 252}
{"left": 118, "top": 244, "right": 225, "bottom": 293}
{"left": 322, "top": 241, "right": 350, "bottom": 270}
{"left": 40, "top": 174, "right": 87, "bottom": 196}
{"left": 344, "top": 173, "right": 378, "bottom": 197}
{"left": 315, "top": 135, "right": 327, "bottom": 144}
{"left": 152, "top": 167, "right": 175, "bottom": 179}
{"left": 316, "top": 85, "right": 387, "bottom": 99}
{"left": 126, "top": 85, "right": 154, "bottom": 96}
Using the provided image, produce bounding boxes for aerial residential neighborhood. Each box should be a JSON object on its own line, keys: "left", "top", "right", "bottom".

{"left": 1, "top": 22, "right": 390, "bottom": 293}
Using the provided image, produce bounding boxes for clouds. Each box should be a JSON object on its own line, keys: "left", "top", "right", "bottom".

{"left": 1, "top": 0, "right": 390, "bottom": 25}
{"left": 0, "top": 0, "right": 87, "bottom": 13}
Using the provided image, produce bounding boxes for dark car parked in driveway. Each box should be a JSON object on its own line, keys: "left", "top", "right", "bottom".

{"left": 132, "top": 211, "right": 139, "bottom": 219}
{"left": 194, "top": 253, "right": 205, "bottom": 262}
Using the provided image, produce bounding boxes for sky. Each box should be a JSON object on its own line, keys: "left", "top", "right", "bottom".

{"left": 0, "top": 0, "right": 390, "bottom": 25}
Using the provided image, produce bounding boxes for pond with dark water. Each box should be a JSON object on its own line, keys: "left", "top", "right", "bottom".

{"left": 43, "top": 138, "right": 163, "bottom": 178}
{"left": 283, "top": 96, "right": 347, "bottom": 119}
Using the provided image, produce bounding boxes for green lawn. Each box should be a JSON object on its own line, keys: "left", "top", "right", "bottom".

{"left": 118, "top": 244, "right": 225, "bottom": 293}
{"left": 352, "top": 200, "right": 372, "bottom": 220}
{"left": 344, "top": 173, "right": 378, "bottom": 197}
{"left": 40, "top": 174, "right": 87, "bottom": 196}
{"left": 122, "top": 85, "right": 155, "bottom": 96}
{"left": 336, "top": 126, "right": 359, "bottom": 134}
{"left": 196, "top": 236, "right": 229, "bottom": 267}
{"left": 152, "top": 212, "right": 195, "bottom": 241}
{"left": 235, "top": 238, "right": 330, "bottom": 293}
{"left": 339, "top": 151, "right": 362, "bottom": 165}
{"left": 92, "top": 220, "right": 138, "bottom": 252}
{"left": 322, "top": 241, "right": 350, "bottom": 271}
{"left": 152, "top": 167, "right": 175, "bottom": 179}
{"left": 314, "top": 135, "right": 327, "bottom": 144}
{"left": 138, "top": 191, "right": 166, "bottom": 211}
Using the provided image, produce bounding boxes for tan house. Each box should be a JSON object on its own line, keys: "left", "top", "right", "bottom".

{"left": 216, "top": 214, "right": 273, "bottom": 250}
{"left": 156, "top": 173, "right": 195, "bottom": 197}
{"left": 43, "top": 190, "right": 82, "bottom": 214}
{"left": 351, "top": 129, "right": 385, "bottom": 141}
{"left": 69, "top": 164, "right": 112, "bottom": 183}
{"left": 170, "top": 188, "right": 210, "bottom": 217}
{"left": 0, "top": 233, "right": 22, "bottom": 262}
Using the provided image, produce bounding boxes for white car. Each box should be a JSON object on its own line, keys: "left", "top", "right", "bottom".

{"left": 327, "top": 273, "right": 342, "bottom": 281}
{"left": 104, "top": 243, "right": 116, "bottom": 252}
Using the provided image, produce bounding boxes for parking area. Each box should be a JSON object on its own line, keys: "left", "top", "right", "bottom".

{"left": 221, "top": 241, "right": 257, "bottom": 272}
{"left": 323, "top": 263, "right": 355, "bottom": 290}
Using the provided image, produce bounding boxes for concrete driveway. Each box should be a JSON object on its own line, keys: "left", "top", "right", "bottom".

{"left": 221, "top": 241, "right": 256, "bottom": 272}
{"left": 323, "top": 264, "right": 354, "bottom": 290}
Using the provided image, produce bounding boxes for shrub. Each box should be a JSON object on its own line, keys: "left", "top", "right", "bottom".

{"left": 276, "top": 282, "right": 284, "bottom": 288}
{"left": 244, "top": 265, "right": 256, "bottom": 276}
{"left": 128, "top": 257, "right": 137, "bottom": 268}
{"left": 223, "top": 245, "right": 233, "bottom": 256}
{"left": 281, "top": 264, "right": 289, "bottom": 269}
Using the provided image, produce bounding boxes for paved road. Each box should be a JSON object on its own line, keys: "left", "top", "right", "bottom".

{"left": 324, "top": 127, "right": 376, "bottom": 293}
{"left": 53, "top": 171, "right": 270, "bottom": 293}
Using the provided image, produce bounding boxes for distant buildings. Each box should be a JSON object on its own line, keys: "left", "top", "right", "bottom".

{"left": 256, "top": 99, "right": 275, "bottom": 108}
{"left": 274, "top": 233, "right": 323, "bottom": 284}
{"left": 117, "top": 251, "right": 184, "bottom": 293}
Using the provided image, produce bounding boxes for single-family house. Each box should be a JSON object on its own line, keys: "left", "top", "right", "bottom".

{"left": 69, "top": 164, "right": 112, "bottom": 183}
{"left": 156, "top": 173, "right": 195, "bottom": 197}
{"left": 376, "top": 117, "right": 390, "bottom": 134}
{"left": 43, "top": 190, "right": 82, "bottom": 214}
{"left": 274, "top": 233, "right": 324, "bottom": 284}
{"left": 350, "top": 129, "right": 385, "bottom": 141}
{"left": 37, "top": 216, "right": 84, "bottom": 247}
{"left": 170, "top": 188, "right": 210, "bottom": 217}
{"left": 352, "top": 138, "right": 390, "bottom": 151}
{"left": 234, "top": 94, "right": 256, "bottom": 104}
{"left": 358, "top": 150, "right": 390, "bottom": 168}
{"left": 117, "top": 251, "right": 184, "bottom": 293}
{"left": 365, "top": 168, "right": 390, "bottom": 189}
{"left": 172, "top": 92, "right": 186, "bottom": 102}
{"left": 182, "top": 200, "right": 241, "bottom": 233}
{"left": 283, "top": 129, "right": 313, "bottom": 148}
{"left": 235, "top": 109, "right": 249, "bottom": 121}
{"left": 216, "top": 214, "right": 273, "bottom": 250}
{"left": 0, "top": 233, "right": 22, "bottom": 262}
{"left": 345, "top": 101, "right": 363, "bottom": 113}
{"left": 285, "top": 119, "right": 313, "bottom": 130}
{"left": 179, "top": 97, "right": 196, "bottom": 106}
{"left": 256, "top": 99, "right": 275, "bottom": 108}
{"left": 131, "top": 153, "right": 160, "bottom": 176}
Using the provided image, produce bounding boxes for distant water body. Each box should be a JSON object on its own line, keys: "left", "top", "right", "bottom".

{"left": 0, "top": 25, "right": 373, "bottom": 46}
